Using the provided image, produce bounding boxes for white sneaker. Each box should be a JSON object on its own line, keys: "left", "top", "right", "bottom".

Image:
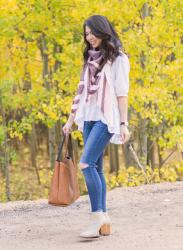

{"left": 79, "top": 211, "right": 106, "bottom": 238}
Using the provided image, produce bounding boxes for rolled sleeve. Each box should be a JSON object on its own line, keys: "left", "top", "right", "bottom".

{"left": 113, "top": 54, "right": 130, "bottom": 97}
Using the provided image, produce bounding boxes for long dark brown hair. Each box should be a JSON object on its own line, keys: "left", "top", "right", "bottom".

{"left": 82, "top": 15, "right": 125, "bottom": 72}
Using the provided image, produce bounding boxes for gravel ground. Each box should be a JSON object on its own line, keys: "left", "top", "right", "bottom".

{"left": 0, "top": 181, "right": 183, "bottom": 250}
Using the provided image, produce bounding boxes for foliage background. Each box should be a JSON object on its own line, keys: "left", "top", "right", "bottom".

{"left": 0, "top": 0, "right": 182, "bottom": 202}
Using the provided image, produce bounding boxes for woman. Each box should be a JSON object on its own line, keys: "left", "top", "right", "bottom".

{"left": 62, "top": 15, "right": 130, "bottom": 238}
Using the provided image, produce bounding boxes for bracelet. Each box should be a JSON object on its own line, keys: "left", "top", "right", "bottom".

{"left": 120, "top": 121, "right": 128, "bottom": 126}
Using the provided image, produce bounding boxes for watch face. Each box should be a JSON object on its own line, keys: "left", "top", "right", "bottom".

{"left": 120, "top": 122, "right": 128, "bottom": 126}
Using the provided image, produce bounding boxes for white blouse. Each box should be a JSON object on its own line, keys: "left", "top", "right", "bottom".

{"left": 84, "top": 89, "right": 107, "bottom": 123}
{"left": 84, "top": 53, "right": 130, "bottom": 122}
{"left": 74, "top": 52, "right": 130, "bottom": 144}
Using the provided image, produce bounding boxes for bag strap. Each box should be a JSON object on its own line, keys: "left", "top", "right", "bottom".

{"left": 56, "top": 134, "right": 73, "bottom": 162}
{"left": 67, "top": 134, "right": 74, "bottom": 160}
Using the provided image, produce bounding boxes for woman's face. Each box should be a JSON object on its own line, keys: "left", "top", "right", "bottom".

{"left": 85, "top": 25, "right": 102, "bottom": 49}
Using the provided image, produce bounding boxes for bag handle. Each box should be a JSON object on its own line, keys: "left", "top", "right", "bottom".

{"left": 56, "top": 134, "right": 73, "bottom": 162}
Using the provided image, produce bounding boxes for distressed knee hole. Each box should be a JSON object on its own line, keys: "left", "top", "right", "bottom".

{"left": 79, "top": 162, "right": 89, "bottom": 170}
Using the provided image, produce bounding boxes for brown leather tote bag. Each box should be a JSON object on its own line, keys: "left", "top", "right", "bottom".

{"left": 48, "top": 134, "right": 80, "bottom": 206}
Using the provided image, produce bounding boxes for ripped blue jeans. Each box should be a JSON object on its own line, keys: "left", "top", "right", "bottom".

{"left": 79, "top": 120, "right": 114, "bottom": 212}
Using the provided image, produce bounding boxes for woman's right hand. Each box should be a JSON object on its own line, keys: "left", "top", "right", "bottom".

{"left": 62, "top": 114, "right": 75, "bottom": 136}
{"left": 62, "top": 121, "right": 73, "bottom": 136}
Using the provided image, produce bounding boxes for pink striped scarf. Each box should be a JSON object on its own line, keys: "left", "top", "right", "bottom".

{"left": 71, "top": 49, "right": 104, "bottom": 114}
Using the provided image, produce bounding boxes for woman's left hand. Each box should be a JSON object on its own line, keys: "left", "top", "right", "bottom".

{"left": 120, "top": 125, "right": 131, "bottom": 144}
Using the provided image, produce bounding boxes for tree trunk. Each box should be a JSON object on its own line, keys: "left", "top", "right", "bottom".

{"left": 137, "top": 117, "right": 148, "bottom": 170}
{"left": 48, "top": 126, "right": 56, "bottom": 169}
{"left": 30, "top": 123, "right": 41, "bottom": 184}
{"left": 0, "top": 90, "right": 11, "bottom": 201}
{"left": 72, "top": 138, "right": 79, "bottom": 164}
{"left": 39, "top": 33, "right": 55, "bottom": 169}
{"left": 146, "top": 119, "right": 155, "bottom": 169}
{"left": 123, "top": 107, "right": 137, "bottom": 168}
{"left": 108, "top": 144, "right": 119, "bottom": 174}
{"left": 53, "top": 43, "right": 63, "bottom": 160}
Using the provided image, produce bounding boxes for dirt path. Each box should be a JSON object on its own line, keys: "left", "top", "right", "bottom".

{"left": 0, "top": 181, "right": 183, "bottom": 250}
